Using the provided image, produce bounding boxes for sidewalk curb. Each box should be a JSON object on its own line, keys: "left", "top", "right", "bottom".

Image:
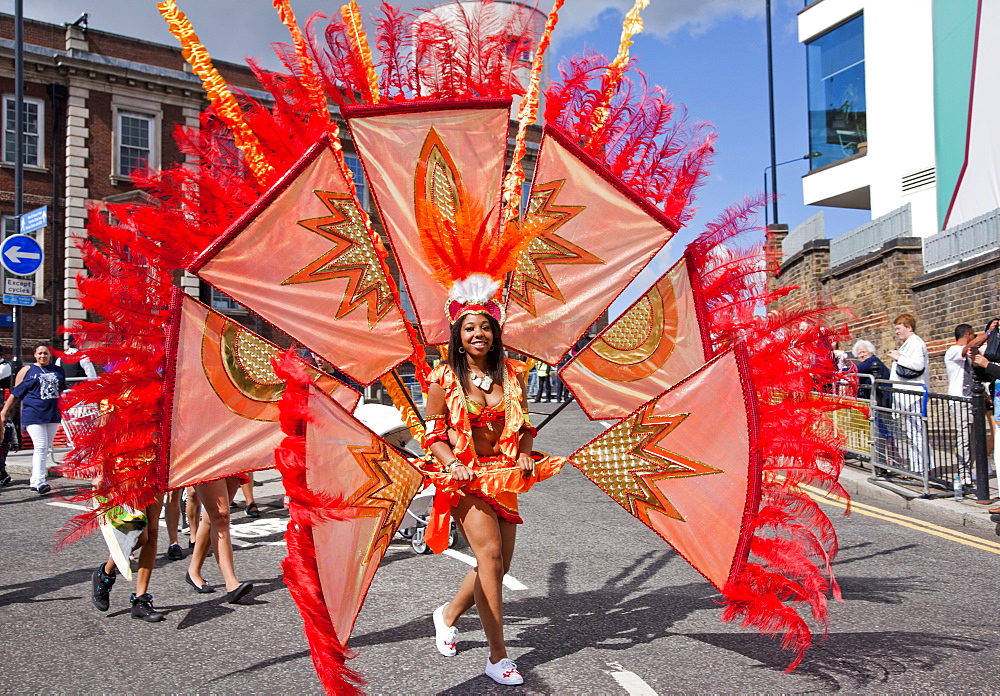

{"left": 837, "top": 464, "right": 1000, "bottom": 536}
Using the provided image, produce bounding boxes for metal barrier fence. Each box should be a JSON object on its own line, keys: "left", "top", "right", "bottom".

{"left": 836, "top": 377, "right": 990, "bottom": 498}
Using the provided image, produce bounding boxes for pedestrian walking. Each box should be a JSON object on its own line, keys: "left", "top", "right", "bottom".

{"left": 91, "top": 494, "right": 167, "bottom": 622}
{"left": 0, "top": 345, "right": 67, "bottom": 495}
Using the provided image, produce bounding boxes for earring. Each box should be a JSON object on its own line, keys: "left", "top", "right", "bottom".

{"left": 489, "top": 344, "right": 496, "bottom": 352}
{"left": 459, "top": 347, "right": 465, "bottom": 353}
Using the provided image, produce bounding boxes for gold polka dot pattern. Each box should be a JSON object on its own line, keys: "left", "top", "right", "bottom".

{"left": 601, "top": 296, "right": 653, "bottom": 351}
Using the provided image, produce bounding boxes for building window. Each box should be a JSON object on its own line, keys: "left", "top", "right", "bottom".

{"left": 344, "top": 154, "right": 369, "bottom": 210}
{"left": 117, "top": 111, "right": 155, "bottom": 177}
{"left": 209, "top": 286, "right": 244, "bottom": 313}
{"left": 3, "top": 96, "right": 44, "bottom": 167}
{"left": 806, "top": 14, "right": 866, "bottom": 169}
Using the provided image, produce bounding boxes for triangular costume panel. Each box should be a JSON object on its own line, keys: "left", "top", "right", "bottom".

{"left": 58, "top": 1, "right": 854, "bottom": 692}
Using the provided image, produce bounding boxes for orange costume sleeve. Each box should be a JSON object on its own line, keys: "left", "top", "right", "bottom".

{"left": 422, "top": 359, "right": 564, "bottom": 553}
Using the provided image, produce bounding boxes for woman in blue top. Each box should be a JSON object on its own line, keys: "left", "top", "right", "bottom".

{"left": 0, "top": 344, "right": 67, "bottom": 495}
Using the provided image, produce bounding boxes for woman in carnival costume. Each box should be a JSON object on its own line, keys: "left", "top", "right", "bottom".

{"left": 422, "top": 275, "right": 564, "bottom": 685}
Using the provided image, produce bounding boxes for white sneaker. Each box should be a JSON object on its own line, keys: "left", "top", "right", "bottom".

{"left": 433, "top": 604, "right": 457, "bottom": 657}
{"left": 485, "top": 657, "right": 523, "bottom": 685}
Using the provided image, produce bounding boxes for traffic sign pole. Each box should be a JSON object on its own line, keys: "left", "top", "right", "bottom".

{"left": 13, "top": 0, "right": 24, "bottom": 369}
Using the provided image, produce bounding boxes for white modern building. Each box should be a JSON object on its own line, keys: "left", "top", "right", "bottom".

{"left": 788, "top": 0, "right": 1000, "bottom": 272}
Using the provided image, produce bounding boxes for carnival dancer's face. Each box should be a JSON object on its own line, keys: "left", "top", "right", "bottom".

{"left": 460, "top": 313, "right": 493, "bottom": 358}
{"left": 34, "top": 346, "right": 51, "bottom": 365}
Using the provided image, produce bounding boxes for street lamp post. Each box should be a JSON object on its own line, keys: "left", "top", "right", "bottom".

{"left": 763, "top": 153, "right": 821, "bottom": 226}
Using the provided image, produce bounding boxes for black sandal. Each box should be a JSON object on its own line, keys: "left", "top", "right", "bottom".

{"left": 245, "top": 502, "right": 261, "bottom": 518}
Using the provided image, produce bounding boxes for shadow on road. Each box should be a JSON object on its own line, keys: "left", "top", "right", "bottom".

{"left": 686, "top": 631, "right": 983, "bottom": 692}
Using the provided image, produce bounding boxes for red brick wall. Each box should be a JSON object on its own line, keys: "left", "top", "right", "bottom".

{"left": 0, "top": 16, "right": 65, "bottom": 51}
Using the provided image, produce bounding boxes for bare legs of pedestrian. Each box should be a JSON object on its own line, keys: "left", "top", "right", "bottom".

{"left": 189, "top": 476, "right": 248, "bottom": 596}
{"left": 441, "top": 493, "right": 517, "bottom": 663}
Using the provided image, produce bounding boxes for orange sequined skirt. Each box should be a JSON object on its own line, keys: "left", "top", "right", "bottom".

{"left": 422, "top": 452, "right": 565, "bottom": 554}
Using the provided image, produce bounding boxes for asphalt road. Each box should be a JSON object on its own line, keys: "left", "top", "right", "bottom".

{"left": 1, "top": 400, "right": 998, "bottom": 693}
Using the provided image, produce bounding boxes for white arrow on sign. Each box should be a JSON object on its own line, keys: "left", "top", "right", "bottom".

{"left": 4, "top": 246, "right": 42, "bottom": 264}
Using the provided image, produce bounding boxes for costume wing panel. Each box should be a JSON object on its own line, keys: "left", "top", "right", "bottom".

{"left": 304, "top": 384, "right": 424, "bottom": 644}
{"left": 191, "top": 140, "right": 413, "bottom": 386}
{"left": 560, "top": 256, "right": 710, "bottom": 420}
{"left": 571, "top": 348, "right": 760, "bottom": 590}
{"left": 344, "top": 101, "right": 511, "bottom": 345}
{"left": 503, "top": 128, "right": 679, "bottom": 363}
{"left": 162, "top": 291, "right": 358, "bottom": 489}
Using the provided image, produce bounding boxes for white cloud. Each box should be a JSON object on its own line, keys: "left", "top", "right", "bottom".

{"left": 22, "top": 0, "right": 766, "bottom": 66}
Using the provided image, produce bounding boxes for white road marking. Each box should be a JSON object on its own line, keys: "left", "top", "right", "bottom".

{"left": 46, "top": 501, "right": 89, "bottom": 511}
{"left": 605, "top": 662, "right": 658, "bottom": 696}
{"left": 441, "top": 549, "right": 528, "bottom": 590}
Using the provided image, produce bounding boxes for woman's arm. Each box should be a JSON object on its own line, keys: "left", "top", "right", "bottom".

{"left": 0, "top": 365, "right": 30, "bottom": 421}
{"left": 424, "top": 383, "right": 473, "bottom": 481}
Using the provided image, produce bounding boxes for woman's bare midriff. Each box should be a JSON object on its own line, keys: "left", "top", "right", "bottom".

{"left": 450, "top": 426, "right": 502, "bottom": 458}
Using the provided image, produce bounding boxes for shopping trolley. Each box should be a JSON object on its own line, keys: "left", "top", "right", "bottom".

{"left": 50, "top": 402, "right": 102, "bottom": 465}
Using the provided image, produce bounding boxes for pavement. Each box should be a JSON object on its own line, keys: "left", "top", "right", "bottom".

{"left": 836, "top": 459, "right": 1000, "bottom": 535}
{"left": 7, "top": 425, "right": 999, "bottom": 536}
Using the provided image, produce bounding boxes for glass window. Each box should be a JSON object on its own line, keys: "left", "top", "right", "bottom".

{"left": 209, "top": 287, "right": 243, "bottom": 312}
{"left": 344, "top": 154, "right": 369, "bottom": 210}
{"left": 3, "top": 96, "right": 43, "bottom": 167}
{"left": 118, "top": 111, "right": 153, "bottom": 177}
{"left": 806, "top": 15, "right": 866, "bottom": 169}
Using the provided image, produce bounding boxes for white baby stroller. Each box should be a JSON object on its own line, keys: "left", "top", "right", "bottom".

{"left": 353, "top": 403, "right": 460, "bottom": 554}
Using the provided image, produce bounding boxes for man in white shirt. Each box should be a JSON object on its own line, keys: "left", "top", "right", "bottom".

{"left": 888, "top": 313, "right": 929, "bottom": 473}
{"left": 56, "top": 336, "right": 97, "bottom": 382}
{"left": 944, "top": 324, "right": 975, "bottom": 483}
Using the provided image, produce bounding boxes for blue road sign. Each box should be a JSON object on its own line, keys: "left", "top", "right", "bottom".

{"left": 1, "top": 234, "right": 44, "bottom": 275}
{"left": 19, "top": 206, "right": 47, "bottom": 234}
{"left": 3, "top": 294, "right": 37, "bottom": 306}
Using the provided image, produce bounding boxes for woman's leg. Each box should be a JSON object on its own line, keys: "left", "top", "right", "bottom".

{"left": 195, "top": 477, "right": 243, "bottom": 591}
{"left": 134, "top": 494, "right": 164, "bottom": 596}
{"left": 449, "top": 493, "right": 510, "bottom": 662}
{"left": 185, "top": 486, "right": 200, "bottom": 546}
{"left": 187, "top": 506, "right": 212, "bottom": 585}
{"left": 443, "top": 516, "right": 517, "bottom": 626}
{"left": 25, "top": 422, "right": 58, "bottom": 488}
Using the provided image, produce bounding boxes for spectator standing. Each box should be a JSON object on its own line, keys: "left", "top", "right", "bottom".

{"left": 0, "top": 345, "right": 67, "bottom": 494}
{"left": 971, "top": 350, "right": 1000, "bottom": 515}
{"left": 554, "top": 354, "right": 571, "bottom": 402}
{"left": 944, "top": 324, "right": 976, "bottom": 482}
{"left": 851, "top": 340, "right": 889, "bottom": 403}
{"left": 534, "top": 362, "right": 553, "bottom": 403}
{"left": 888, "top": 313, "right": 929, "bottom": 473}
{"left": 0, "top": 346, "right": 11, "bottom": 487}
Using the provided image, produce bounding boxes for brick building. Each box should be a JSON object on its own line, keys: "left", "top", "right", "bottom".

{"left": 0, "top": 13, "right": 270, "bottom": 360}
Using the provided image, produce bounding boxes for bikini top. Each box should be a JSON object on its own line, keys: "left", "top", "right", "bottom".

{"left": 466, "top": 397, "right": 506, "bottom": 428}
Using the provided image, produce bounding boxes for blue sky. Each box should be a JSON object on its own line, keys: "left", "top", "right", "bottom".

{"left": 553, "top": 2, "right": 870, "bottom": 251}
{"left": 26, "top": 0, "right": 872, "bottom": 304}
